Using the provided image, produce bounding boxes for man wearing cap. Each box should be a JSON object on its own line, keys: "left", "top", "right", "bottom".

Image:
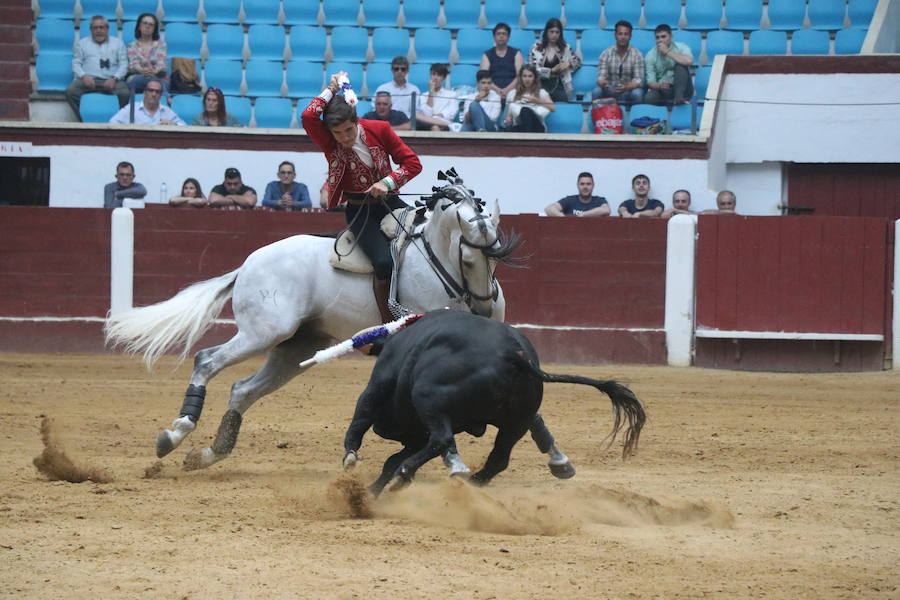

{"left": 209, "top": 167, "right": 257, "bottom": 209}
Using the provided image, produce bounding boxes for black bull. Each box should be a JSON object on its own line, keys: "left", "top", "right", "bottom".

{"left": 342, "top": 310, "right": 646, "bottom": 495}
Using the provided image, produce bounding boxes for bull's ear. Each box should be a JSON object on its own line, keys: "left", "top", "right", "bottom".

{"left": 491, "top": 199, "right": 500, "bottom": 227}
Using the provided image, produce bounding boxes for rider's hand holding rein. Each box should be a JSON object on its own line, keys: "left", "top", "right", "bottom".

{"left": 365, "top": 181, "right": 390, "bottom": 197}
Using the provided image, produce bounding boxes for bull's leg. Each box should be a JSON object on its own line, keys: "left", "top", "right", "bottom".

{"left": 156, "top": 342, "right": 230, "bottom": 458}
{"left": 183, "top": 332, "right": 325, "bottom": 471}
{"left": 530, "top": 413, "right": 575, "bottom": 479}
{"left": 342, "top": 382, "right": 385, "bottom": 471}
{"left": 470, "top": 423, "right": 531, "bottom": 486}
{"left": 389, "top": 418, "right": 454, "bottom": 491}
{"left": 370, "top": 445, "right": 417, "bottom": 497}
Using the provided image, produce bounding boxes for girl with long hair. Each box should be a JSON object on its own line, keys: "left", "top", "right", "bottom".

{"left": 192, "top": 87, "right": 242, "bottom": 127}
{"left": 528, "top": 18, "right": 582, "bottom": 102}
{"left": 168, "top": 178, "right": 208, "bottom": 207}
{"left": 503, "top": 64, "right": 556, "bottom": 132}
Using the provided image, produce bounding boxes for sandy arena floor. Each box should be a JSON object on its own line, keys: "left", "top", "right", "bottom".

{"left": 0, "top": 353, "right": 897, "bottom": 599}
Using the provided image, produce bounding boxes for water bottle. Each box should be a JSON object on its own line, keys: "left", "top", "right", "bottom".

{"left": 337, "top": 74, "right": 357, "bottom": 107}
{"left": 160, "top": 182, "right": 167, "bottom": 204}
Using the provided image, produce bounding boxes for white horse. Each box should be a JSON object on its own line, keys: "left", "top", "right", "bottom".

{"left": 105, "top": 171, "right": 573, "bottom": 476}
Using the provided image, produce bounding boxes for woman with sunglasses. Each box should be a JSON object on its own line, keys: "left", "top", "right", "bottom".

{"left": 261, "top": 161, "right": 311, "bottom": 210}
{"left": 192, "top": 87, "right": 242, "bottom": 127}
{"left": 126, "top": 13, "right": 169, "bottom": 96}
{"left": 301, "top": 71, "right": 422, "bottom": 324}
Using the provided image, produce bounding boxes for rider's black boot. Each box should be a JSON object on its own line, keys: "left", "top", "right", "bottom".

{"left": 368, "top": 278, "right": 394, "bottom": 356}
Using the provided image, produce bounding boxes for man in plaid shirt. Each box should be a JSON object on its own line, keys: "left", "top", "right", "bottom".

{"left": 592, "top": 20, "right": 645, "bottom": 105}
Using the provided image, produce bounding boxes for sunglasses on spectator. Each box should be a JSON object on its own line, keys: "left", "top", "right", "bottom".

{"left": 145, "top": 87, "right": 162, "bottom": 94}
{"left": 392, "top": 66, "right": 408, "bottom": 72}
{"left": 278, "top": 170, "right": 294, "bottom": 175}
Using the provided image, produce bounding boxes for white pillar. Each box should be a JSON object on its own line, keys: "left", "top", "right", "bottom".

{"left": 894, "top": 219, "right": 900, "bottom": 370}
{"left": 110, "top": 207, "right": 134, "bottom": 315}
{"left": 664, "top": 214, "right": 698, "bottom": 366}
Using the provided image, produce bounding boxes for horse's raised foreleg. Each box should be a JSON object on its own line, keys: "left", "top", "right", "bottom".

{"left": 183, "top": 332, "right": 328, "bottom": 471}
{"left": 530, "top": 413, "right": 576, "bottom": 479}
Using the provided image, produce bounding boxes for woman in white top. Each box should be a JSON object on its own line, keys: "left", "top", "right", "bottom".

{"left": 503, "top": 65, "right": 556, "bottom": 133}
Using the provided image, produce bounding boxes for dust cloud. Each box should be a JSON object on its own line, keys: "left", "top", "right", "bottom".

{"left": 32, "top": 416, "right": 113, "bottom": 484}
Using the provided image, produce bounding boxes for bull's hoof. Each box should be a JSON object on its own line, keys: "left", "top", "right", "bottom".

{"left": 468, "top": 471, "right": 490, "bottom": 487}
{"left": 387, "top": 475, "right": 410, "bottom": 492}
{"left": 155, "top": 430, "right": 176, "bottom": 458}
{"left": 342, "top": 450, "right": 358, "bottom": 471}
{"left": 549, "top": 461, "right": 576, "bottom": 480}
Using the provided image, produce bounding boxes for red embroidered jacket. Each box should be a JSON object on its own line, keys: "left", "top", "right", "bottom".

{"left": 301, "top": 96, "right": 422, "bottom": 209}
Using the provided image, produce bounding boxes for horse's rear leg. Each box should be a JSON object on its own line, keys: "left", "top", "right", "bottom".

{"left": 183, "top": 332, "right": 327, "bottom": 471}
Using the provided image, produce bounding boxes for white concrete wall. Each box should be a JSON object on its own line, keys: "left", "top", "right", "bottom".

{"left": 38, "top": 143, "right": 714, "bottom": 214}
{"left": 725, "top": 162, "right": 785, "bottom": 215}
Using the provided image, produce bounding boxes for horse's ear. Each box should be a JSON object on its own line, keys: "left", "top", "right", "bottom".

{"left": 437, "top": 170, "right": 447, "bottom": 181}
{"left": 491, "top": 199, "right": 500, "bottom": 227}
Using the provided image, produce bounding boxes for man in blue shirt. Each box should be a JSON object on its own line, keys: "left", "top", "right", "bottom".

{"left": 644, "top": 24, "right": 694, "bottom": 106}
{"left": 103, "top": 161, "right": 147, "bottom": 208}
{"left": 618, "top": 174, "right": 664, "bottom": 218}
{"left": 109, "top": 79, "right": 185, "bottom": 125}
{"left": 261, "top": 161, "right": 312, "bottom": 210}
{"left": 545, "top": 172, "right": 610, "bottom": 217}
{"left": 65, "top": 15, "right": 130, "bottom": 121}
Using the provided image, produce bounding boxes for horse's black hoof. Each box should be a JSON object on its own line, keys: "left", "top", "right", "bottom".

{"left": 549, "top": 461, "right": 576, "bottom": 479}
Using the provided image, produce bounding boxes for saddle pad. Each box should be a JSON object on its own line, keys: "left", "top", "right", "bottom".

{"left": 329, "top": 230, "right": 373, "bottom": 274}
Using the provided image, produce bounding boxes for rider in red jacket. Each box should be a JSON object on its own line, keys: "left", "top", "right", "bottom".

{"left": 302, "top": 72, "right": 422, "bottom": 324}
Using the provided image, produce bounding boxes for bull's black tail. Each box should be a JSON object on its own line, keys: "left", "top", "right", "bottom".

{"left": 523, "top": 361, "right": 645, "bottom": 459}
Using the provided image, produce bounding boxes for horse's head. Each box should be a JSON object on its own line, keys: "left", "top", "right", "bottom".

{"left": 421, "top": 169, "right": 521, "bottom": 317}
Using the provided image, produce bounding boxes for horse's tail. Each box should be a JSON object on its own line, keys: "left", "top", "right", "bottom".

{"left": 523, "top": 360, "right": 646, "bottom": 459}
{"left": 104, "top": 269, "right": 241, "bottom": 369}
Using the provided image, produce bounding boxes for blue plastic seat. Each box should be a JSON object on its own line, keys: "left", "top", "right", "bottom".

{"left": 484, "top": 0, "right": 522, "bottom": 29}
{"left": 361, "top": 0, "right": 400, "bottom": 27}
{"left": 202, "top": 0, "right": 241, "bottom": 24}
{"left": 243, "top": 0, "right": 282, "bottom": 25}
{"left": 122, "top": 0, "right": 160, "bottom": 21}
{"left": 449, "top": 63, "right": 478, "bottom": 87}
{"left": 226, "top": 95, "right": 252, "bottom": 124}
{"left": 724, "top": 0, "right": 763, "bottom": 31}
{"left": 203, "top": 58, "right": 243, "bottom": 95}
{"left": 643, "top": 0, "right": 683, "bottom": 29}
{"left": 323, "top": 0, "right": 361, "bottom": 26}
{"left": 848, "top": 0, "right": 877, "bottom": 28}
{"left": 329, "top": 26, "right": 369, "bottom": 62}
{"left": 808, "top": 0, "right": 847, "bottom": 31}
{"left": 286, "top": 60, "right": 325, "bottom": 96}
{"left": 283, "top": 0, "right": 322, "bottom": 26}
{"left": 81, "top": 93, "right": 121, "bottom": 122}
{"left": 603, "top": 0, "right": 641, "bottom": 29}
{"left": 371, "top": 27, "right": 409, "bottom": 62}
{"left": 37, "top": 0, "right": 76, "bottom": 20}
{"left": 80, "top": 0, "right": 118, "bottom": 19}
{"left": 627, "top": 103, "right": 668, "bottom": 133}
{"left": 443, "top": 0, "right": 482, "bottom": 30}
{"left": 205, "top": 24, "right": 245, "bottom": 60}
{"left": 670, "top": 103, "right": 702, "bottom": 132}
{"left": 171, "top": 94, "right": 201, "bottom": 122}
{"left": 248, "top": 25, "right": 287, "bottom": 60}
{"left": 766, "top": 0, "right": 807, "bottom": 31}
{"left": 246, "top": 59, "right": 285, "bottom": 96}
{"left": 289, "top": 25, "right": 327, "bottom": 61}
{"left": 790, "top": 29, "right": 830, "bottom": 54}
{"left": 578, "top": 29, "right": 614, "bottom": 65}
{"left": 326, "top": 61, "right": 364, "bottom": 88}
{"left": 363, "top": 61, "right": 391, "bottom": 93}
{"left": 570, "top": 66, "right": 597, "bottom": 100}
{"left": 36, "top": 52, "right": 74, "bottom": 91}
{"left": 546, "top": 103, "right": 584, "bottom": 133}
{"left": 254, "top": 97, "right": 294, "bottom": 127}
{"left": 508, "top": 28, "right": 536, "bottom": 54}
{"left": 355, "top": 98, "right": 373, "bottom": 117}
{"left": 705, "top": 30, "right": 744, "bottom": 63}
{"left": 407, "top": 61, "right": 431, "bottom": 89}
{"left": 563, "top": 0, "right": 601, "bottom": 30}
{"left": 403, "top": 0, "right": 440, "bottom": 29}
{"left": 161, "top": 0, "right": 200, "bottom": 23}
{"left": 684, "top": 0, "right": 724, "bottom": 31}
{"left": 36, "top": 19, "right": 77, "bottom": 54}
{"left": 523, "top": 0, "right": 562, "bottom": 31}
{"left": 629, "top": 29, "right": 656, "bottom": 55}
{"left": 455, "top": 28, "right": 492, "bottom": 64}
{"left": 677, "top": 30, "right": 703, "bottom": 64}
{"left": 413, "top": 28, "right": 451, "bottom": 64}
{"left": 749, "top": 29, "right": 787, "bottom": 54}
{"left": 834, "top": 27, "right": 867, "bottom": 54}
{"left": 163, "top": 23, "right": 202, "bottom": 58}
{"left": 693, "top": 65, "right": 712, "bottom": 101}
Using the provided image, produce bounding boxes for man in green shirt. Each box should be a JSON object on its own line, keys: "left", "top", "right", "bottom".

{"left": 644, "top": 24, "right": 694, "bottom": 106}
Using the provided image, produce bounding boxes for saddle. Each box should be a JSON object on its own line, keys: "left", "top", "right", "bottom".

{"left": 329, "top": 206, "right": 422, "bottom": 274}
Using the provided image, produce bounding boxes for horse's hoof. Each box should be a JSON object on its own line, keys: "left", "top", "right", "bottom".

{"left": 549, "top": 461, "right": 576, "bottom": 480}
{"left": 183, "top": 448, "right": 203, "bottom": 471}
{"left": 155, "top": 430, "right": 175, "bottom": 458}
{"left": 342, "top": 450, "right": 358, "bottom": 471}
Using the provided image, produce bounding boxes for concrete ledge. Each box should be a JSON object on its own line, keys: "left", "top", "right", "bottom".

{"left": 695, "top": 328, "right": 883, "bottom": 342}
